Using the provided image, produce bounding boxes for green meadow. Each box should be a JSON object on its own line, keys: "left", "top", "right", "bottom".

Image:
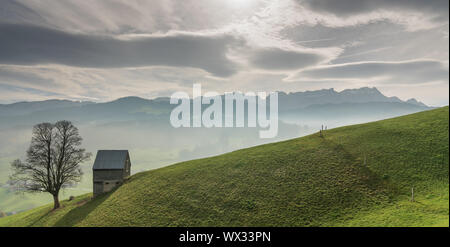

{"left": 1, "top": 107, "right": 448, "bottom": 227}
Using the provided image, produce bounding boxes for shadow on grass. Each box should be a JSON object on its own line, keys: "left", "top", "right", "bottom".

{"left": 28, "top": 210, "right": 52, "bottom": 227}
{"left": 54, "top": 192, "right": 113, "bottom": 226}
{"left": 322, "top": 136, "right": 399, "bottom": 196}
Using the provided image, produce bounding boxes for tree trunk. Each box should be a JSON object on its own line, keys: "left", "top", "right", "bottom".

{"left": 53, "top": 194, "right": 60, "bottom": 209}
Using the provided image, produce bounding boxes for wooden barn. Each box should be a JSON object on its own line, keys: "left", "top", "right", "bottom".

{"left": 92, "top": 150, "right": 131, "bottom": 197}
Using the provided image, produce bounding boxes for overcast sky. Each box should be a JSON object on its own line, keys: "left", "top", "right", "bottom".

{"left": 0, "top": 0, "right": 448, "bottom": 105}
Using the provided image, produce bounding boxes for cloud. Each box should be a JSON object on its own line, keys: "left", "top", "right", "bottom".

{"left": 0, "top": 1, "right": 448, "bottom": 106}
{"left": 0, "top": 64, "right": 211, "bottom": 102}
{"left": 299, "top": 0, "right": 449, "bottom": 17}
{"left": 0, "top": 66, "right": 57, "bottom": 88}
{"left": 1, "top": 0, "right": 267, "bottom": 34}
{"left": 248, "top": 47, "right": 327, "bottom": 71}
{"left": 289, "top": 60, "right": 449, "bottom": 84}
{"left": 0, "top": 23, "right": 241, "bottom": 77}
{"left": 0, "top": 0, "right": 46, "bottom": 25}
{"left": 286, "top": 0, "right": 448, "bottom": 32}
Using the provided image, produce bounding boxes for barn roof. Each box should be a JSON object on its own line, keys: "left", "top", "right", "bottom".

{"left": 93, "top": 150, "right": 129, "bottom": 170}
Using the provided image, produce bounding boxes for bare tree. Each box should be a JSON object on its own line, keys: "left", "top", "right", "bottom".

{"left": 9, "top": 121, "right": 91, "bottom": 209}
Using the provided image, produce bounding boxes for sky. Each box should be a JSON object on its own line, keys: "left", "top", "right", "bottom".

{"left": 0, "top": 0, "right": 448, "bottom": 106}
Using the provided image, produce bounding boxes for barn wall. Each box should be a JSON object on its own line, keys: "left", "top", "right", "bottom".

{"left": 93, "top": 181, "right": 103, "bottom": 196}
{"left": 93, "top": 169, "right": 127, "bottom": 197}
{"left": 93, "top": 169, "right": 124, "bottom": 181}
{"left": 124, "top": 156, "right": 131, "bottom": 177}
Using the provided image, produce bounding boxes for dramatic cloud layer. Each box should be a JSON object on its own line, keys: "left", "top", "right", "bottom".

{"left": 0, "top": 0, "right": 448, "bottom": 105}
{"left": 0, "top": 23, "right": 241, "bottom": 77}
{"left": 300, "top": 0, "right": 448, "bottom": 18}
{"left": 291, "top": 60, "right": 449, "bottom": 84}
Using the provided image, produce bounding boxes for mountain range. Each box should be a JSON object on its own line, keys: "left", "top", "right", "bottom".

{"left": 0, "top": 87, "right": 430, "bottom": 124}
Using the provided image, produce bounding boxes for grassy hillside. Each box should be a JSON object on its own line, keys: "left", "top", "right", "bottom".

{"left": 1, "top": 107, "right": 448, "bottom": 227}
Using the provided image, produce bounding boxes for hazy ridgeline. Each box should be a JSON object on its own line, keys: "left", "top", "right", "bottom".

{"left": 0, "top": 87, "right": 431, "bottom": 214}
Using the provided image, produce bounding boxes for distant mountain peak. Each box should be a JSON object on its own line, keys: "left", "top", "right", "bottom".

{"left": 406, "top": 98, "right": 427, "bottom": 107}
{"left": 341, "top": 87, "right": 382, "bottom": 95}
{"left": 111, "top": 96, "right": 150, "bottom": 103}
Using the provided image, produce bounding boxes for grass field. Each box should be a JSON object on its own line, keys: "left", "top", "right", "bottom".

{"left": 0, "top": 107, "right": 448, "bottom": 226}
